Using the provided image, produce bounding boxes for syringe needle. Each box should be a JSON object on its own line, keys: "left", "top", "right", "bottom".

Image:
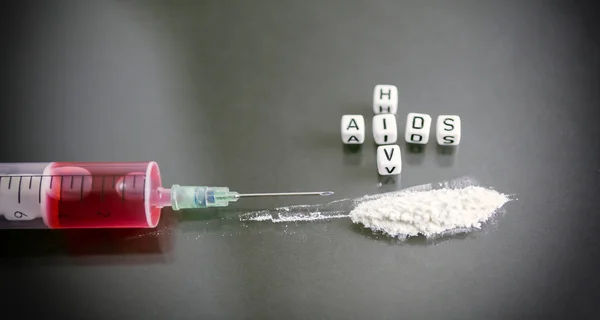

{"left": 237, "top": 191, "right": 334, "bottom": 198}
{"left": 167, "top": 186, "right": 335, "bottom": 210}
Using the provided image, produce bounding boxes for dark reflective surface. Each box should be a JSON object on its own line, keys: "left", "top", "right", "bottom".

{"left": 1, "top": 0, "right": 599, "bottom": 318}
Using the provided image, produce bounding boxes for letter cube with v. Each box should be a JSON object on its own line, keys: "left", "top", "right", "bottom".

{"left": 405, "top": 113, "right": 432, "bottom": 144}
{"left": 341, "top": 115, "right": 365, "bottom": 144}
{"left": 436, "top": 115, "right": 461, "bottom": 146}
{"left": 377, "top": 145, "right": 401, "bottom": 175}
{"left": 373, "top": 85, "right": 398, "bottom": 114}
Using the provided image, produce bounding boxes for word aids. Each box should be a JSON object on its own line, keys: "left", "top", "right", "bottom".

{"left": 340, "top": 84, "right": 462, "bottom": 176}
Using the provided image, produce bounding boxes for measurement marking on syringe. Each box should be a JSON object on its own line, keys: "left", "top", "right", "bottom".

{"left": 0, "top": 173, "right": 150, "bottom": 204}
{"left": 80, "top": 176, "right": 84, "bottom": 201}
{"left": 38, "top": 176, "right": 42, "bottom": 203}
{"left": 17, "top": 176, "right": 22, "bottom": 203}
{"left": 142, "top": 177, "right": 146, "bottom": 202}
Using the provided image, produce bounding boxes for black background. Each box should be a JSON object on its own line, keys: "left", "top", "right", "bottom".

{"left": 1, "top": 1, "right": 599, "bottom": 319}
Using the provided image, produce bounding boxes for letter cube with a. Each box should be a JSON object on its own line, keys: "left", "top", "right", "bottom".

{"left": 377, "top": 145, "right": 401, "bottom": 175}
{"left": 372, "top": 114, "right": 397, "bottom": 144}
{"left": 436, "top": 115, "right": 461, "bottom": 146}
{"left": 341, "top": 115, "right": 365, "bottom": 144}
{"left": 373, "top": 84, "right": 398, "bottom": 114}
{"left": 404, "top": 113, "right": 431, "bottom": 144}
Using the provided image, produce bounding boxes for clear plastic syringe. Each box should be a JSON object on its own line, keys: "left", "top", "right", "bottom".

{"left": 0, "top": 162, "right": 333, "bottom": 229}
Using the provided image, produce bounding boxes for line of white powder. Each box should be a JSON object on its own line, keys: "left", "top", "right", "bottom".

{"left": 248, "top": 212, "right": 349, "bottom": 223}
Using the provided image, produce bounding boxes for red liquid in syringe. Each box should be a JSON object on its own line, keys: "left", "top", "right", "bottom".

{"left": 40, "top": 162, "right": 164, "bottom": 228}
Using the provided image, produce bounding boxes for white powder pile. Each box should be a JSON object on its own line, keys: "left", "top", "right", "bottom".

{"left": 349, "top": 185, "right": 510, "bottom": 238}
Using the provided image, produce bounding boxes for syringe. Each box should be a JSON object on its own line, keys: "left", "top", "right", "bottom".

{"left": 0, "top": 162, "right": 333, "bottom": 229}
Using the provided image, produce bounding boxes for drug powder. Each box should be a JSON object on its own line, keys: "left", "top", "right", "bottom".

{"left": 349, "top": 185, "right": 510, "bottom": 238}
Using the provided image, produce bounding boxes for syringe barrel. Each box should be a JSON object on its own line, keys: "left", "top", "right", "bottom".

{"left": 0, "top": 162, "right": 164, "bottom": 229}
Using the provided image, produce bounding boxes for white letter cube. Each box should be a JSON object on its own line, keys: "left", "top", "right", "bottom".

{"left": 341, "top": 115, "right": 365, "bottom": 144}
{"left": 372, "top": 114, "right": 397, "bottom": 145}
{"left": 377, "top": 145, "right": 401, "bottom": 175}
{"left": 436, "top": 115, "right": 461, "bottom": 146}
{"left": 373, "top": 84, "right": 398, "bottom": 114}
{"left": 405, "top": 113, "right": 432, "bottom": 144}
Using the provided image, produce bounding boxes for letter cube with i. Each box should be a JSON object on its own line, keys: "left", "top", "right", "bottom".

{"left": 405, "top": 113, "right": 432, "bottom": 144}
{"left": 377, "top": 145, "right": 401, "bottom": 175}
{"left": 436, "top": 115, "right": 461, "bottom": 146}
{"left": 373, "top": 85, "right": 398, "bottom": 114}
{"left": 372, "top": 114, "right": 397, "bottom": 144}
{"left": 341, "top": 115, "right": 365, "bottom": 144}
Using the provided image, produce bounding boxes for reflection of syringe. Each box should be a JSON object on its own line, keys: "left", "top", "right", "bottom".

{"left": 0, "top": 161, "right": 333, "bottom": 229}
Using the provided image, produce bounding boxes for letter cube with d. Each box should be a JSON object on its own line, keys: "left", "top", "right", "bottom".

{"left": 404, "top": 113, "right": 431, "bottom": 144}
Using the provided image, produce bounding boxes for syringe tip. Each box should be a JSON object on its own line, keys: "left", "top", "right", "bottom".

{"left": 320, "top": 191, "right": 334, "bottom": 196}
